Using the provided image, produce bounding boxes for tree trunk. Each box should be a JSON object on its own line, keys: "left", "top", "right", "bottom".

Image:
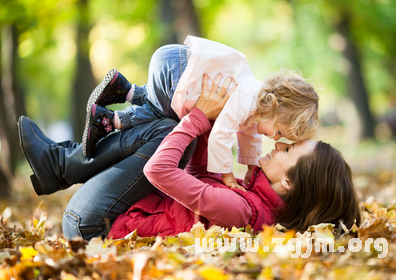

{"left": 0, "top": 25, "right": 25, "bottom": 195}
{"left": 0, "top": 27, "right": 10, "bottom": 196}
{"left": 337, "top": 15, "right": 375, "bottom": 138}
{"left": 71, "top": 0, "right": 95, "bottom": 141}
{"left": 161, "top": 0, "right": 201, "bottom": 44}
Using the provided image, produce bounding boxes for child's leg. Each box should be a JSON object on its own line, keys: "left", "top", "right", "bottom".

{"left": 114, "top": 103, "right": 159, "bottom": 130}
{"left": 144, "top": 44, "right": 190, "bottom": 121}
{"left": 82, "top": 44, "right": 189, "bottom": 157}
{"left": 114, "top": 44, "right": 190, "bottom": 130}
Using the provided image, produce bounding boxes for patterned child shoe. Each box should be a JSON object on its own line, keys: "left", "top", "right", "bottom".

{"left": 86, "top": 69, "right": 131, "bottom": 125}
{"left": 83, "top": 104, "right": 115, "bottom": 157}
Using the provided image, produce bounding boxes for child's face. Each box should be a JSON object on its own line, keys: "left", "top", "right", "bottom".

{"left": 256, "top": 117, "right": 287, "bottom": 141}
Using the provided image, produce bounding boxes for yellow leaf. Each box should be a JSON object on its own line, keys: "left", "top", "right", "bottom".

{"left": 177, "top": 232, "right": 195, "bottom": 246}
{"left": 230, "top": 226, "right": 240, "bottom": 234}
{"left": 315, "top": 227, "right": 335, "bottom": 240}
{"left": 166, "top": 252, "right": 187, "bottom": 265}
{"left": 226, "top": 231, "right": 250, "bottom": 239}
{"left": 0, "top": 269, "right": 11, "bottom": 280}
{"left": 204, "top": 225, "right": 223, "bottom": 239}
{"left": 282, "top": 229, "right": 297, "bottom": 243}
{"left": 19, "top": 246, "right": 37, "bottom": 261}
{"left": 198, "top": 265, "right": 229, "bottom": 280}
{"left": 308, "top": 223, "right": 335, "bottom": 240}
{"left": 60, "top": 271, "right": 78, "bottom": 280}
{"left": 274, "top": 223, "right": 287, "bottom": 232}
{"left": 259, "top": 226, "right": 277, "bottom": 246}
{"left": 124, "top": 229, "right": 138, "bottom": 241}
{"left": 374, "top": 208, "right": 388, "bottom": 218}
{"left": 85, "top": 237, "right": 116, "bottom": 258}
{"left": 164, "top": 236, "right": 180, "bottom": 247}
{"left": 190, "top": 222, "right": 206, "bottom": 238}
{"left": 386, "top": 210, "right": 396, "bottom": 222}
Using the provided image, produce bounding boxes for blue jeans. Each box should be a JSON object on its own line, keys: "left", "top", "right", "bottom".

{"left": 62, "top": 118, "right": 196, "bottom": 240}
{"left": 117, "top": 44, "right": 189, "bottom": 129}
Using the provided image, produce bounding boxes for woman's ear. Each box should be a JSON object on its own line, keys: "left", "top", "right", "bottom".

{"left": 281, "top": 179, "right": 292, "bottom": 190}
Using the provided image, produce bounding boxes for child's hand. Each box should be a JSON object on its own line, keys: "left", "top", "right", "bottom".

{"left": 222, "top": 173, "right": 246, "bottom": 192}
{"left": 243, "top": 165, "right": 256, "bottom": 186}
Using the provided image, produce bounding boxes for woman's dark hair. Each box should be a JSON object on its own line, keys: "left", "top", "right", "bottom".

{"left": 276, "top": 141, "right": 361, "bottom": 232}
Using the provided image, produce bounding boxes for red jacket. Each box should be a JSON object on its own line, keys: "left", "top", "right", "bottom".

{"left": 109, "top": 108, "right": 283, "bottom": 238}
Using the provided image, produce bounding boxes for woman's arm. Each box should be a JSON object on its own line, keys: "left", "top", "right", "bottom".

{"left": 143, "top": 108, "right": 251, "bottom": 228}
{"left": 144, "top": 75, "right": 252, "bottom": 228}
{"left": 184, "top": 128, "right": 211, "bottom": 177}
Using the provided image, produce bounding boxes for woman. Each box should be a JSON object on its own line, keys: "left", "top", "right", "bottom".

{"left": 108, "top": 75, "right": 361, "bottom": 238}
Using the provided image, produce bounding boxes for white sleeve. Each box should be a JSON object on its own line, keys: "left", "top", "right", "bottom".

{"left": 236, "top": 125, "right": 262, "bottom": 165}
{"left": 207, "top": 90, "right": 256, "bottom": 173}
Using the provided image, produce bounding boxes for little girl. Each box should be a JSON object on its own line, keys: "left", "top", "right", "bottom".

{"left": 83, "top": 36, "right": 319, "bottom": 189}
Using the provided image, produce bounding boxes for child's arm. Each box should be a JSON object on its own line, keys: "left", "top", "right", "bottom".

{"left": 243, "top": 165, "right": 257, "bottom": 186}
{"left": 221, "top": 172, "right": 246, "bottom": 191}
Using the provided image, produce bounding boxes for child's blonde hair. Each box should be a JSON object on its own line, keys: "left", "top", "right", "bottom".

{"left": 255, "top": 69, "right": 319, "bottom": 141}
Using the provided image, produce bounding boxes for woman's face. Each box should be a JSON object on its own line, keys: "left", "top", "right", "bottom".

{"left": 259, "top": 140, "right": 317, "bottom": 192}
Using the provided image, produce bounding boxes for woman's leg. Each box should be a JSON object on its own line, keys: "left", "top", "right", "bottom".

{"left": 19, "top": 116, "right": 128, "bottom": 195}
{"left": 62, "top": 118, "right": 196, "bottom": 240}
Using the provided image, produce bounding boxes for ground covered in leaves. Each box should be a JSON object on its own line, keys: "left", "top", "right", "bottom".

{"left": 1, "top": 171, "right": 396, "bottom": 280}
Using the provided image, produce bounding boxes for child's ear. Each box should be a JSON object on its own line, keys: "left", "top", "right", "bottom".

{"left": 281, "top": 179, "right": 292, "bottom": 191}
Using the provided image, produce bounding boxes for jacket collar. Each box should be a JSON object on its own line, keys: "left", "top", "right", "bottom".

{"left": 248, "top": 166, "right": 283, "bottom": 209}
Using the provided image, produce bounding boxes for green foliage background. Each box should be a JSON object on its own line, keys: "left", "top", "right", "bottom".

{"left": 2, "top": 0, "right": 394, "bottom": 116}
{"left": 1, "top": 0, "right": 396, "bottom": 176}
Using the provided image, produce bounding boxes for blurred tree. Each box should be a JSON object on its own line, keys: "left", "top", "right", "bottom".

{"left": 161, "top": 0, "right": 201, "bottom": 44}
{"left": 0, "top": 25, "right": 26, "bottom": 195}
{"left": 71, "top": 0, "right": 96, "bottom": 140}
{"left": 0, "top": 0, "right": 75, "bottom": 195}
{"left": 0, "top": 28, "right": 11, "bottom": 195}
{"left": 337, "top": 13, "right": 375, "bottom": 138}
{"left": 289, "top": 0, "right": 376, "bottom": 138}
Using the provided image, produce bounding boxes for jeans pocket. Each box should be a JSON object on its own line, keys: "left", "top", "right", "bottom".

{"left": 63, "top": 210, "right": 105, "bottom": 240}
{"left": 62, "top": 210, "right": 82, "bottom": 239}
{"left": 121, "top": 140, "right": 146, "bottom": 158}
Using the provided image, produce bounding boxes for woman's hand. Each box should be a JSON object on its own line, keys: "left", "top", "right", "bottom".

{"left": 194, "top": 73, "right": 237, "bottom": 120}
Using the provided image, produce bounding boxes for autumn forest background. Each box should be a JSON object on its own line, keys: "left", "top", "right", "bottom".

{"left": 0, "top": 0, "right": 396, "bottom": 278}
{"left": 1, "top": 0, "right": 396, "bottom": 194}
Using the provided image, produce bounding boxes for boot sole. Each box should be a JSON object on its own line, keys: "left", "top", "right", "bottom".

{"left": 83, "top": 69, "right": 117, "bottom": 157}
{"left": 17, "top": 116, "right": 45, "bottom": 195}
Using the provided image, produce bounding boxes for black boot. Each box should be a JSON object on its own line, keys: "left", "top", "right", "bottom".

{"left": 25, "top": 116, "right": 79, "bottom": 149}
{"left": 18, "top": 116, "right": 125, "bottom": 196}
{"left": 82, "top": 104, "right": 115, "bottom": 158}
